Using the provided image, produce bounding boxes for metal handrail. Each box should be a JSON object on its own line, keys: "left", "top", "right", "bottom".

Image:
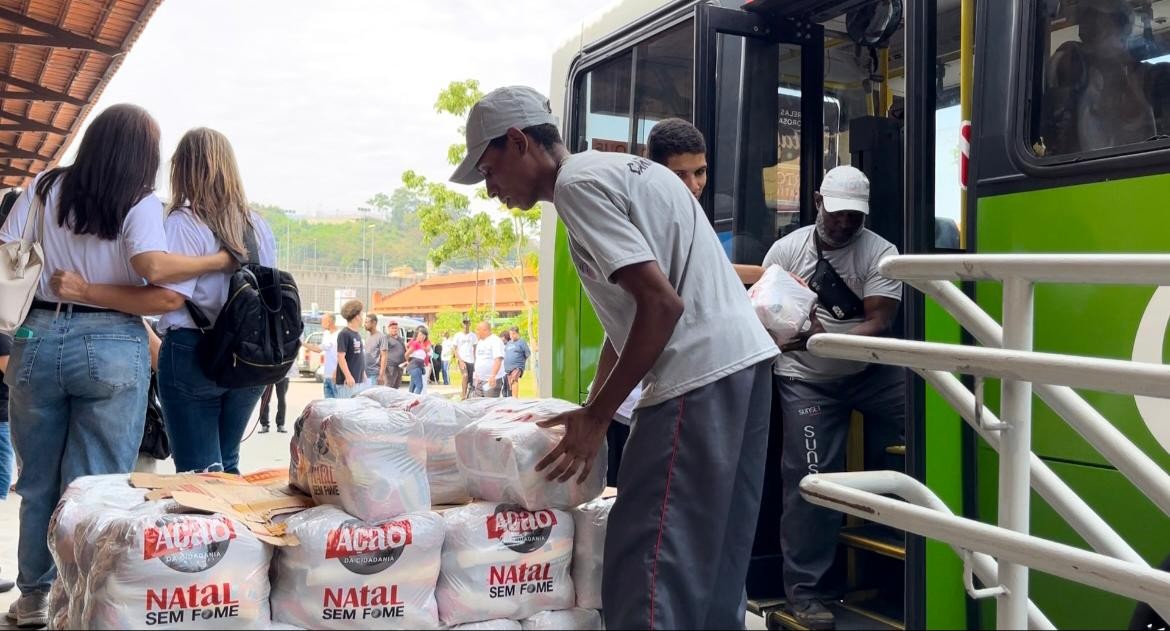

{"left": 801, "top": 253, "right": 1170, "bottom": 628}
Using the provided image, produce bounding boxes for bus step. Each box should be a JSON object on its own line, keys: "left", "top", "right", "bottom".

{"left": 885, "top": 444, "right": 906, "bottom": 456}
{"left": 839, "top": 523, "right": 906, "bottom": 560}
{"left": 767, "top": 598, "right": 904, "bottom": 631}
{"left": 747, "top": 597, "right": 787, "bottom": 618}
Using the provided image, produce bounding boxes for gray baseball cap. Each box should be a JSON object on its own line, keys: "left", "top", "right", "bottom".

{"left": 449, "top": 86, "right": 559, "bottom": 186}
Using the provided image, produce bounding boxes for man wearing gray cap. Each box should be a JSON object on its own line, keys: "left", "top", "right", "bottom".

{"left": 451, "top": 85, "right": 778, "bottom": 630}
{"left": 761, "top": 164, "right": 905, "bottom": 629}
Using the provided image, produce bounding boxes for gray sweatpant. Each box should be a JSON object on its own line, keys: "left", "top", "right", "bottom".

{"left": 778, "top": 363, "right": 906, "bottom": 602}
{"left": 603, "top": 361, "right": 773, "bottom": 630}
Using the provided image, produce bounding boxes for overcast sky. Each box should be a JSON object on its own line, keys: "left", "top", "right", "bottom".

{"left": 83, "top": 0, "right": 615, "bottom": 216}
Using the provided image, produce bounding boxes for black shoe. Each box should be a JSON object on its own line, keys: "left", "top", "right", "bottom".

{"left": 276, "top": 426, "right": 288, "bottom": 433}
{"left": 790, "top": 600, "right": 835, "bottom": 630}
{"left": 258, "top": 426, "right": 270, "bottom": 434}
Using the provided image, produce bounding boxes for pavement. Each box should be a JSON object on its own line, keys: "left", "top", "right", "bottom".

{"left": 0, "top": 377, "right": 766, "bottom": 630}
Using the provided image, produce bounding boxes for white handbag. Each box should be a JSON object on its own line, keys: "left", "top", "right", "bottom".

{"left": 0, "top": 190, "right": 45, "bottom": 333}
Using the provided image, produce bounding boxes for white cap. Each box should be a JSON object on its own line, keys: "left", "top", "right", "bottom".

{"left": 449, "top": 86, "right": 560, "bottom": 185}
{"left": 819, "top": 165, "right": 870, "bottom": 214}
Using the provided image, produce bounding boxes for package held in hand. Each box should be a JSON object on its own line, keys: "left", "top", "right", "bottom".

{"left": 297, "top": 402, "right": 430, "bottom": 520}
{"left": 436, "top": 502, "right": 574, "bottom": 625}
{"left": 570, "top": 497, "right": 613, "bottom": 610}
{"left": 80, "top": 512, "right": 272, "bottom": 630}
{"left": 455, "top": 399, "right": 606, "bottom": 510}
{"left": 272, "top": 505, "right": 444, "bottom": 630}
{"left": 747, "top": 264, "right": 818, "bottom": 345}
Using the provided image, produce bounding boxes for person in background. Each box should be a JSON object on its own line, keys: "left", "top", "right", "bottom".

{"left": 258, "top": 359, "right": 296, "bottom": 434}
{"left": 453, "top": 318, "right": 477, "bottom": 398}
{"left": 54, "top": 127, "right": 279, "bottom": 475}
{"left": 471, "top": 321, "right": 506, "bottom": 398}
{"left": 647, "top": 118, "right": 707, "bottom": 199}
{"left": 334, "top": 300, "right": 366, "bottom": 399}
{"left": 504, "top": 326, "right": 531, "bottom": 398}
{"left": 383, "top": 320, "right": 406, "bottom": 389}
{"left": 405, "top": 327, "right": 432, "bottom": 395}
{"left": 438, "top": 331, "right": 454, "bottom": 386}
{"left": 0, "top": 332, "right": 16, "bottom": 593}
{"left": 363, "top": 314, "right": 387, "bottom": 386}
{"left": 305, "top": 313, "right": 339, "bottom": 398}
{"left": 1, "top": 105, "right": 234, "bottom": 627}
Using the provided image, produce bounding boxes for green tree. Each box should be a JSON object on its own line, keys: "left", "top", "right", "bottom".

{"left": 401, "top": 79, "right": 542, "bottom": 360}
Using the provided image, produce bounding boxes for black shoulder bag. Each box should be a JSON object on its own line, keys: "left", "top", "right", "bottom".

{"left": 807, "top": 232, "right": 866, "bottom": 321}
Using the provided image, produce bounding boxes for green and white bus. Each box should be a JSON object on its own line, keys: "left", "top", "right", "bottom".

{"left": 538, "top": 0, "right": 1170, "bottom": 628}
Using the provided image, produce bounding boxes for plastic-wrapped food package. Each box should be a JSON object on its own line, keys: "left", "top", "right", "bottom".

{"left": 458, "top": 396, "right": 517, "bottom": 418}
{"left": 271, "top": 505, "right": 444, "bottom": 629}
{"left": 304, "top": 405, "right": 430, "bottom": 520}
{"left": 267, "top": 624, "right": 304, "bottom": 630}
{"left": 521, "top": 609, "right": 603, "bottom": 630}
{"left": 47, "top": 475, "right": 150, "bottom": 628}
{"left": 747, "top": 265, "right": 818, "bottom": 346}
{"left": 436, "top": 502, "right": 574, "bottom": 626}
{"left": 451, "top": 620, "right": 523, "bottom": 631}
{"left": 79, "top": 512, "right": 272, "bottom": 629}
{"left": 290, "top": 398, "right": 381, "bottom": 494}
{"left": 357, "top": 386, "right": 421, "bottom": 409}
{"left": 455, "top": 399, "right": 606, "bottom": 510}
{"left": 570, "top": 497, "right": 613, "bottom": 610}
{"left": 397, "top": 396, "right": 480, "bottom": 505}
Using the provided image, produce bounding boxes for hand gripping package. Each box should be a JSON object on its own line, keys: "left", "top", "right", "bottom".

{"left": 570, "top": 497, "right": 613, "bottom": 610}
{"left": 272, "top": 505, "right": 444, "bottom": 629}
{"left": 454, "top": 399, "right": 606, "bottom": 510}
{"left": 363, "top": 390, "right": 477, "bottom": 505}
{"left": 521, "top": 608, "right": 603, "bottom": 630}
{"left": 747, "top": 264, "right": 818, "bottom": 345}
{"left": 293, "top": 399, "right": 430, "bottom": 520}
{"left": 289, "top": 397, "right": 381, "bottom": 494}
{"left": 435, "top": 502, "right": 575, "bottom": 625}
{"left": 78, "top": 512, "right": 272, "bottom": 629}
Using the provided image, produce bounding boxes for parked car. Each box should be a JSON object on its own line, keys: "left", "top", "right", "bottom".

{"left": 299, "top": 330, "right": 323, "bottom": 380}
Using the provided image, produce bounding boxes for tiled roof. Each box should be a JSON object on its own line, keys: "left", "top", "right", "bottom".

{"left": 372, "top": 268, "right": 538, "bottom": 315}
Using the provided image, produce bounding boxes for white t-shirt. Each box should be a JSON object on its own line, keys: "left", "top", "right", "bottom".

{"left": 762, "top": 225, "right": 902, "bottom": 380}
{"left": 454, "top": 330, "right": 477, "bottom": 363}
{"left": 157, "top": 209, "right": 277, "bottom": 331}
{"left": 473, "top": 334, "right": 506, "bottom": 381}
{"left": 615, "top": 384, "right": 641, "bottom": 425}
{"left": 441, "top": 337, "right": 454, "bottom": 362}
{"left": 0, "top": 173, "right": 168, "bottom": 305}
{"left": 320, "top": 329, "right": 339, "bottom": 379}
{"left": 553, "top": 151, "right": 778, "bottom": 408}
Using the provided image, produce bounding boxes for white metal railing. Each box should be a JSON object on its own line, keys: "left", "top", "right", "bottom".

{"left": 801, "top": 254, "right": 1170, "bottom": 629}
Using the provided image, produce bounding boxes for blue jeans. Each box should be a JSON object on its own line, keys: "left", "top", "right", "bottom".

{"left": 408, "top": 360, "right": 426, "bottom": 394}
{"left": 438, "top": 360, "right": 450, "bottom": 385}
{"left": 6, "top": 308, "right": 149, "bottom": 594}
{"left": 158, "top": 329, "right": 264, "bottom": 474}
{"left": 323, "top": 378, "right": 337, "bottom": 399}
{"left": 0, "top": 421, "right": 11, "bottom": 500}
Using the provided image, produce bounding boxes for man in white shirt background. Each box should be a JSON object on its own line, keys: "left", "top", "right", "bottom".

{"left": 453, "top": 318, "right": 478, "bottom": 399}
{"left": 471, "top": 321, "right": 505, "bottom": 398}
{"left": 305, "top": 313, "right": 340, "bottom": 399}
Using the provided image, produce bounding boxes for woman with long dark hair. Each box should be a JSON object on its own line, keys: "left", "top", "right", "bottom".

{"left": 0, "top": 104, "right": 231, "bottom": 627}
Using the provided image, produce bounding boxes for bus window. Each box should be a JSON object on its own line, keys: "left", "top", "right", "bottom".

{"left": 576, "top": 51, "right": 633, "bottom": 154}
{"left": 1032, "top": 0, "right": 1170, "bottom": 157}
{"left": 631, "top": 22, "right": 695, "bottom": 156}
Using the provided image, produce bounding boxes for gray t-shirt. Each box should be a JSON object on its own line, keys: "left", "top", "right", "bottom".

{"left": 554, "top": 151, "right": 778, "bottom": 408}
{"left": 384, "top": 334, "right": 406, "bottom": 364}
{"left": 761, "top": 225, "right": 902, "bottom": 380}
{"left": 364, "top": 331, "right": 386, "bottom": 378}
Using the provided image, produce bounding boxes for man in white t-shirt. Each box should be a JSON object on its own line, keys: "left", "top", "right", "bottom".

{"left": 305, "top": 313, "right": 340, "bottom": 399}
{"left": 452, "top": 318, "right": 478, "bottom": 399}
{"left": 471, "top": 321, "right": 505, "bottom": 397}
{"left": 450, "top": 86, "right": 778, "bottom": 630}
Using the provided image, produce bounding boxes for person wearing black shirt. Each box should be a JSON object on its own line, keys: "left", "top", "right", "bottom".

{"left": 334, "top": 300, "right": 366, "bottom": 399}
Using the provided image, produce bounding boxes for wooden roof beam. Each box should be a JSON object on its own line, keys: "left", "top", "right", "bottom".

{"left": 0, "top": 7, "right": 122, "bottom": 56}
{"left": 0, "top": 164, "right": 39, "bottom": 178}
{"left": 0, "top": 110, "right": 68, "bottom": 135}
{"left": 0, "top": 146, "right": 52, "bottom": 161}
{"left": 0, "top": 73, "right": 86, "bottom": 105}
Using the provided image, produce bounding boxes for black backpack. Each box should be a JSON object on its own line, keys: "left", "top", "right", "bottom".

{"left": 186, "top": 227, "right": 303, "bottom": 388}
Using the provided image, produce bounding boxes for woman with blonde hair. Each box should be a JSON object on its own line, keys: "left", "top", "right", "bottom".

{"left": 0, "top": 106, "right": 234, "bottom": 626}
{"left": 53, "top": 127, "right": 276, "bottom": 475}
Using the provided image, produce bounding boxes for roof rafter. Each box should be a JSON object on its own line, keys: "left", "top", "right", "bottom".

{"left": 0, "top": 7, "right": 122, "bottom": 55}
{"left": 0, "top": 109, "right": 68, "bottom": 134}
{"left": 0, "top": 72, "right": 86, "bottom": 105}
